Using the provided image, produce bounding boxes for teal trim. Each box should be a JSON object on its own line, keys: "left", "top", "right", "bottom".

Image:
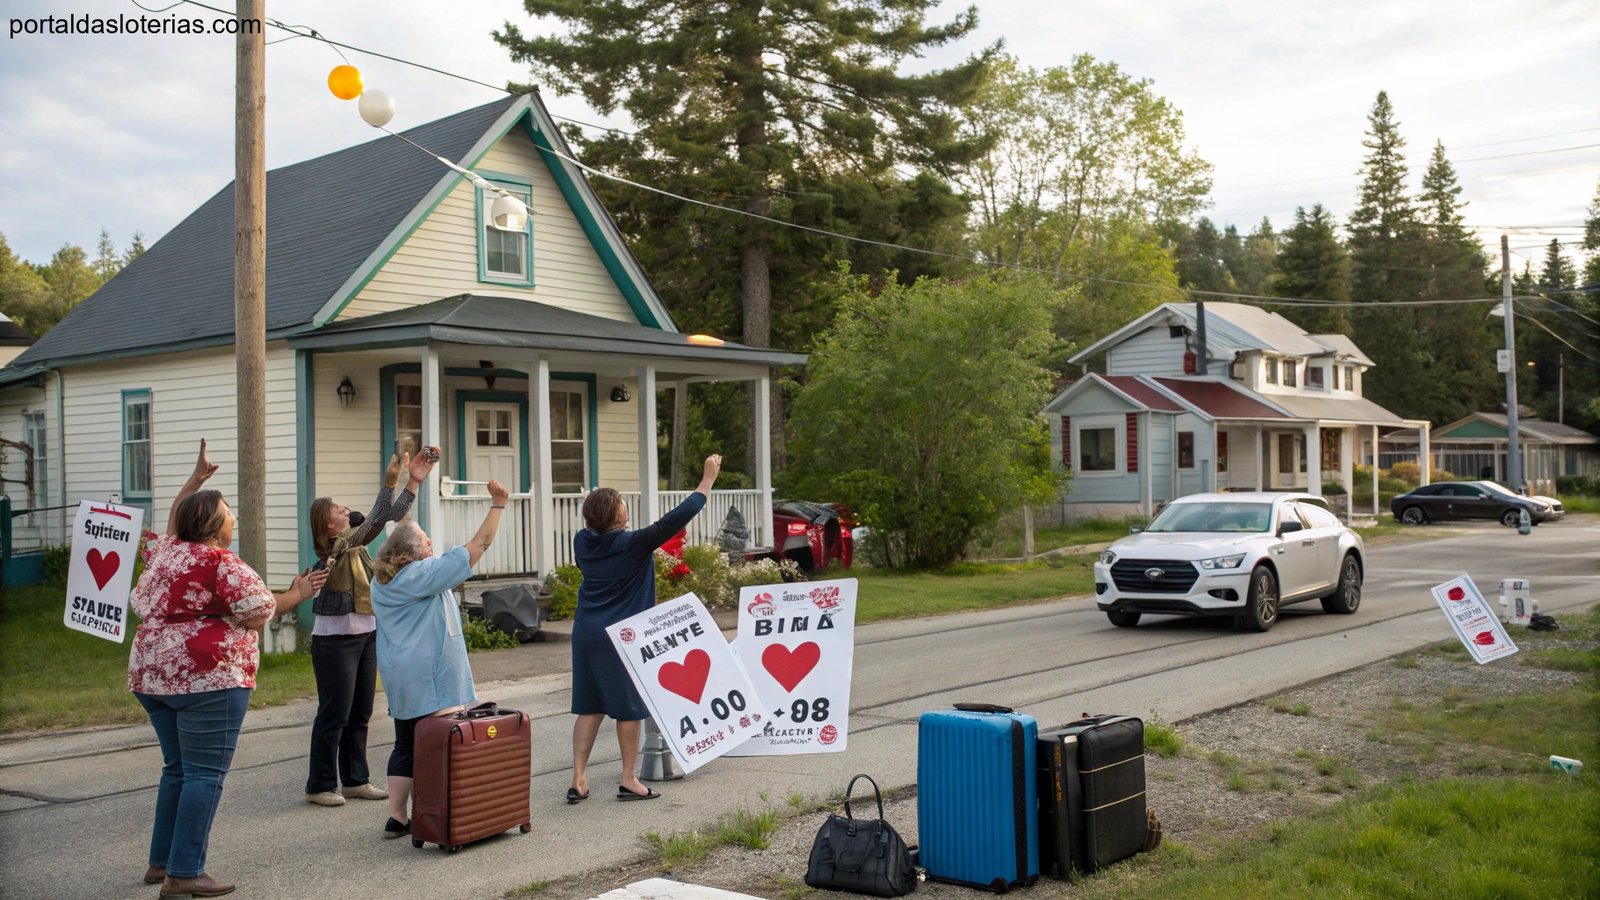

{"left": 120, "top": 389, "right": 153, "bottom": 510}
{"left": 295, "top": 351, "right": 317, "bottom": 570}
{"left": 473, "top": 170, "right": 535, "bottom": 287}
{"left": 313, "top": 99, "right": 534, "bottom": 326}
{"left": 552, "top": 372, "right": 599, "bottom": 488}
{"left": 524, "top": 119, "right": 664, "bottom": 329}
{"left": 454, "top": 390, "right": 532, "bottom": 492}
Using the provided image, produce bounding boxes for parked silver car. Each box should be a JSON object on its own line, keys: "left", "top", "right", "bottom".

{"left": 1094, "top": 492, "right": 1365, "bottom": 632}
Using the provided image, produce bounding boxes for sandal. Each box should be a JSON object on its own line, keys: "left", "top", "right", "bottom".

{"left": 617, "top": 784, "right": 661, "bottom": 801}
{"left": 566, "top": 787, "right": 589, "bottom": 804}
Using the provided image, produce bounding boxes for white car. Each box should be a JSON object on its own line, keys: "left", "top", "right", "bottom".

{"left": 1094, "top": 492, "right": 1365, "bottom": 632}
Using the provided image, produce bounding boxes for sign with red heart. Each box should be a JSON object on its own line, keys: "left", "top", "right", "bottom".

{"left": 64, "top": 500, "right": 146, "bottom": 644}
{"left": 605, "top": 592, "right": 763, "bottom": 774}
{"left": 1429, "top": 574, "right": 1517, "bottom": 665}
{"left": 730, "top": 578, "right": 857, "bottom": 757}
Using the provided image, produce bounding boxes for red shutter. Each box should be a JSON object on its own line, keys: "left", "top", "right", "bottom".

{"left": 1061, "top": 416, "right": 1071, "bottom": 467}
{"left": 1126, "top": 413, "right": 1139, "bottom": 473}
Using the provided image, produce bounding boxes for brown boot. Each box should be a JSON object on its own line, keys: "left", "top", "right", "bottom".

{"left": 143, "top": 865, "right": 166, "bottom": 884}
{"left": 160, "top": 873, "right": 236, "bottom": 897}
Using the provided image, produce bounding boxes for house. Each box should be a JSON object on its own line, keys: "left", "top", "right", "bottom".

{"left": 1381, "top": 413, "right": 1600, "bottom": 493}
{"left": 0, "top": 314, "right": 32, "bottom": 369}
{"left": 0, "top": 93, "right": 801, "bottom": 588}
{"left": 1044, "top": 302, "right": 1429, "bottom": 520}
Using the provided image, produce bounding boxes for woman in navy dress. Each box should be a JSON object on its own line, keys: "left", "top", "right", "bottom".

{"left": 567, "top": 454, "right": 721, "bottom": 803}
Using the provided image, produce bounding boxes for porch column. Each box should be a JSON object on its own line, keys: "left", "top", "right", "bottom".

{"left": 530, "top": 357, "right": 554, "bottom": 576}
{"left": 1340, "top": 428, "right": 1354, "bottom": 523}
{"left": 1141, "top": 412, "right": 1152, "bottom": 516}
{"left": 420, "top": 343, "right": 442, "bottom": 552}
{"left": 637, "top": 364, "right": 659, "bottom": 524}
{"left": 755, "top": 374, "right": 773, "bottom": 548}
{"left": 1209, "top": 421, "right": 1219, "bottom": 492}
{"left": 1256, "top": 427, "right": 1266, "bottom": 491}
{"left": 1419, "top": 423, "right": 1432, "bottom": 486}
{"left": 1372, "top": 425, "right": 1380, "bottom": 517}
{"left": 1305, "top": 424, "right": 1321, "bottom": 496}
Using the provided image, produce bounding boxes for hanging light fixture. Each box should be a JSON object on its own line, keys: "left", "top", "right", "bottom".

{"left": 336, "top": 376, "right": 357, "bottom": 408}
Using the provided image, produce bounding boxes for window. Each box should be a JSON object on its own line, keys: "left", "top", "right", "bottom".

{"left": 1078, "top": 427, "right": 1116, "bottom": 472}
{"left": 1265, "top": 358, "right": 1278, "bottom": 385}
{"left": 395, "top": 384, "right": 422, "bottom": 456}
{"left": 478, "top": 179, "right": 533, "bottom": 285}
{"left": 1345, "top": 366, "right": 1356, "bottom": 391}
{"left": 1307, "top": 366, "right": 1324, "bottom": 389}
{"left": 1178, "top": 431, "right": 1195, "bottom": 469}
{"left": 549, "top": 387, "right": 588, "bottom": 493}
{"left": 22, "top": 411, "right": 47, "bottom": 503}
{"left": 1283, "top": 360, "right": 1298, "bottom": 387}
{"left": 122, "top": 390, "right": 152, "bottom": 499}
{"left": 1278, "top": 433, "right": 1297, "bottom": 475}
{"left": 474, "top": 407, "right": 513, "bottom": 448}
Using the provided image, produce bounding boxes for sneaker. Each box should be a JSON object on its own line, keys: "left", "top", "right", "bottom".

{"left": 341, "top": 783, "right": 389, "bottom": 801}
{"left": 383, "top": 817, "right": 412, "bottom": 839}
{"left": 305, "top": 791, "right": 346, "bottom": 807}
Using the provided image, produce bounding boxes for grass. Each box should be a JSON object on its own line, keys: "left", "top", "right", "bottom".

{"left": 641, "top": 827, "right": 717, "bottom": 870}
{"left": 641, "top": 804, "right": 782, "bottom": 871}
{"left": 1144, "top": 718, "right": 1185, "bottom": 758}
{"left": 0, "top": 580, "right": 318, "bottom": 734}
{"left": 1264, "top": 696, "right": 1309, "bottom": 716}
{"left": 973, "top": 516, "right": 1145, "bottom": 559}
{"left": 851, "top": 555, "right": 1096, "bottom": 624}
{"left": 1559, "top": 494, "right": 1600, "bottom": 514}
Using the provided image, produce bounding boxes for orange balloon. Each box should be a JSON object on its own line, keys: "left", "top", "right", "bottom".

{"left": 327, "top": 65, "right": 363, "bottom": 101}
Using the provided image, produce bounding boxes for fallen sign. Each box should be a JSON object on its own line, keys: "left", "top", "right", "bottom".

{"left": 1430, "top": 574, "right": 1518, "bottom": 664}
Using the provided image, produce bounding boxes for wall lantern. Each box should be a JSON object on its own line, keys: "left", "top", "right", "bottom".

{"left": 610, "top": 386, "right": 632, "bottom": 403}
{"left": 336, "top": 376, "right": 356, "bottom": 408}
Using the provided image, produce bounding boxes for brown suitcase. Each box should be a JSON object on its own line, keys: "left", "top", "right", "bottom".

{"left": 411, "top": 702, "right": 533, "bottom": 853}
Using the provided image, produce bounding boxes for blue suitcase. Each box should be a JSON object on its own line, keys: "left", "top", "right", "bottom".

{"left": 917, "top": 703, "right": 1039, "bottom": 892}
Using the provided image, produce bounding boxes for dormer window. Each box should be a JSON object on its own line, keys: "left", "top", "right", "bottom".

{"left": 1265, "top": 358, "right": 1278, "bottom": 385}
{"left": 1283, "top": 360, "right": 1298, "bottom": 387}
{"left": 477, "top": 176, "right": 534, "bottom": 286}
{"left": 1307, "top": 366, "right": 1324, "bottom": 389}
{"left": 1345, "top": 365, "right": 1356, "bottom": 391}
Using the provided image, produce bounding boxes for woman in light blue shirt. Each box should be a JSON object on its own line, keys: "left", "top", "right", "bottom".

{"left": 370, "top": 473, "right": 509, "bottom": 839}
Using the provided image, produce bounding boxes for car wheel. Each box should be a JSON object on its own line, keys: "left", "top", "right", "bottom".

{"left": 787, "top": 549, "right": 817, "bottom": 575}
{"left": 1400, "top": 506, "right": 1427, "bottom": 525}
{"left": 1241, "top": 565, "right": 1279, "bottom": 632}
{"left": 1499, "top": 509, "right": 1520, "bottom": 528}
{"left": 1320, "top": 554, "right": 1362, "bottom": 615}
{"left": 1107, "top": 610, "right": 1141, "bottom": 628}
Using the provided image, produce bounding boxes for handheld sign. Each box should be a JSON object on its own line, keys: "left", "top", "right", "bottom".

{"left": 64, "top": 500, "right": 146, "bottom": 642}
{"left": 1430, "top": 574, "right": 1518, "bottom": 664}
{"left": 605, "top": 593, "right": 763, "bottom": 773}
{"left": 728, "top": 578, "right": 856, "bottom": 756}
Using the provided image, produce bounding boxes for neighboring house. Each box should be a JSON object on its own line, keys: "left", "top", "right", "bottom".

{"left": 0, "top": 93, "right": 801, "bottom": 588}
{"left": 1381, "top": 413, "right": 1600, "bottom": 491}
{"left": 1045, "top": 302, "right": 1429, "bottom": 519}
{"left": 0, "top": 314, "right": 32, "bottom": 368}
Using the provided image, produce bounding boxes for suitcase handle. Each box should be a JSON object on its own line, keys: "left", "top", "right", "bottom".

{"left": 460, "top": 702, "right": 501, "bottom": 719}
{"left": 953, "top": 702, "right": 1014, "bottom": 714}
{"left": 842, "top": 773, "right": 885, "bottom": 821}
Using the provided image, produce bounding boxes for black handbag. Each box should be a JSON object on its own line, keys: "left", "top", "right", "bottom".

{"left": 805, "top": 774, "right": 917, "bottom": 897}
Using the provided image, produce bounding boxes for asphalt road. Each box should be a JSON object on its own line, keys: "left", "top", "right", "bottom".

{"left": 2, "top": 519, "right": 1595, "bottom": 899}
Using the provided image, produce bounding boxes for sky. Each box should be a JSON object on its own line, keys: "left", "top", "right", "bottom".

{"left": 1, "top": 0, "right": 1596, "bottom": 277}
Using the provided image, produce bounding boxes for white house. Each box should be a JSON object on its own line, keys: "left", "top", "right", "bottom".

{"left": 0, "top": 93, "right": 801, "bottom": 588}
{"left": 1045, "top": 302, "right": 1430, "bottom": 520}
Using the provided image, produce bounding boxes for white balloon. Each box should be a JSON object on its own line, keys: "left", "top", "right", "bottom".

{"left": 359, "top": 89, "right": 395, "bottom": 128}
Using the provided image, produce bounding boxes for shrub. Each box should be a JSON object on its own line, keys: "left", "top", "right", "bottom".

{"left": 1555, "top": 475, "right": 1598, "bottom": 497}
{"left": 463, "top": 616, "right": 516, "bottom": 652}
{"left": 41, "top": 542, "right": 72, "bottom": 583}
{"left": 547, "top": 564, "right": 582, "bottom": 620}
{"left": 725, "top": 556, "right": 804, "bottom": 594}
{"left": 1322, "top": 482, "right": 1348, "bottom": 496}
{"left": 656, "top": 543, "right": 734, "bottom": 607}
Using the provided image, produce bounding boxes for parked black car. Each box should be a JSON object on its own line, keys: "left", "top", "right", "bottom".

{"left": 1390, "top": 481, "right": 1550, "bottom": 527}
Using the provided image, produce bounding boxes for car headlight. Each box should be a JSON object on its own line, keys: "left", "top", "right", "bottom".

{"left": 1099, "top": 549, "right": 1117, "bottom": 565}
{"left": 1197, "top": 553, "right": 1248, "bottom": 570}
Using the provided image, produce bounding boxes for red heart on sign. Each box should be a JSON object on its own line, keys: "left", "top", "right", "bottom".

{"left": 762, "top": 641, "right": 821, "bottom": 693}
{"left": 658, "top": 649, "right": 711, "bottom": 704}
{"left": 1446, "top": 586, "right": 1466, "bottom": 602}
{"left": 1473, "top": 631, "right": 1497, "bottom": 646}
{"left": 86, "top": 549, "right": 121, "bottom": 591}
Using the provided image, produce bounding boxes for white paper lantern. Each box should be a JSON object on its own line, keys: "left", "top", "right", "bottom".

{"left": 358, "top": 89, "right": 395, "bottom": 128}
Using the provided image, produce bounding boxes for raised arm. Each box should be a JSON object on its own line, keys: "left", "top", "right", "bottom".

{"left": 346, "top": 451, "right": 428, "bottom": 546}
{"left": 166, "top": 439, "right": 219, "bottom": 535}
{"left": 463, "top": 479, "right": 509, "bottom": 567}
{"left": 632, "top": 455, "right": 721, "bottom": 550}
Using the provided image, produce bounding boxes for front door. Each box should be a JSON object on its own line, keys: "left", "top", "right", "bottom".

{"left": 1273, "top": 432, "right": 1302, "bottom": 489}
{"left": 465, "top": 401, "right": 519, "bottom": 489}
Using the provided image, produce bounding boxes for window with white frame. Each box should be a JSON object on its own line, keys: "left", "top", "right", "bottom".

{"left": 22, "top": 411, "right": 46, "bottom": 502}
{"left": 479, "top": 180, "right": 533, "bottom": 283}
{"left": 395, "top": 383, "right": 422, "bottom": 456}
{"left": 1283, "top": 359, "right": 1299, "bottom": 387}
{"left": 549, "top": 385, "right": 588, "bottom": 493}
{"left": 122, "top": 390, "right": 152, "bottom": 499}
{"left": 1345, "top": 365, "right": 1356, "bottom": 391}
{"left": 1265, "top": 357, "right": 1278, "bottom": 385}
{"left": 1078, "top": 426, "right": 1117, "bottom": 472}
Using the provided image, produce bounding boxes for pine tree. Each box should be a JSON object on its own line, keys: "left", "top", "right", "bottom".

{"left": 1414, "top": 141, "right": 1497, "bottom": 424}
{"left": 93, "top": 229, "right": 122, "bottom": 281}
{"left": 123, "top": 231, "right": 147, "bottom": 267}
{"left": 494, "top": 1, "right": 991, "bottom": 471}
{"left": 1347, "top": 91, "right": 1428, "bottom": 418}
{"left": 1237, "top": 217, "right": 1278, "bottom": 297}
{"left": 1272, "top": 204, "right": 1351, "bottom": 334}
{"left": 1173, "top": 217, "right": 1234, "bottom": 292}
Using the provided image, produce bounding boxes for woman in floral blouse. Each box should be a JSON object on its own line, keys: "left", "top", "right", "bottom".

{"left": 128, "top": 440, "right": 325, "bottom": 898}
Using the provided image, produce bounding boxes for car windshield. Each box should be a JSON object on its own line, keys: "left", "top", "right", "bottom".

{"left": 1145, "top": 502, "right": 1273, "bottom": 534}
{"left": 1473, "top": 482, "right": 1516, "bottom": 499}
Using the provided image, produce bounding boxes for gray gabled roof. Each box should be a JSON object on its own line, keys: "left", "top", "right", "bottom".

{"left": 291, "top": 294, "right": 806, "bottom": 367}
{"left": 1069, "top": 302, "right": 1368, "bottom": 366}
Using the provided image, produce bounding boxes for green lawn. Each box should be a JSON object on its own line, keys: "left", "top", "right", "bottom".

{"left": 973, "top": 516, "right": 1145, "bottom": 559}
{"left": 851, "top": 555, "right": 1097, "bottom": 624}
{"left": 0, "top": 580, "right": 316, "bottom": 734}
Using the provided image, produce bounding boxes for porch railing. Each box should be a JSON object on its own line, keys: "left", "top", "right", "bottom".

{"left": 441, "top": 481, "right": 766, "bottom": 577}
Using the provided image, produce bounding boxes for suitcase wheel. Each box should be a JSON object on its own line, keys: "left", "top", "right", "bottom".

{"left": 411, "top": 839, "right": 423, "bottom": 849}
{"left": 520, "top": 824, "right": 532, "bottom": 834}
{"left": 447, "top": 845, "right": 463, "bottom": 854}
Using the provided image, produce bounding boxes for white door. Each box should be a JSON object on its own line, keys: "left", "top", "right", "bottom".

{"left": 1272, "top": 432, "right": 1302, "bottom": 489}
{"left": 465, "top": 402, "right": 519, "bottom": 490}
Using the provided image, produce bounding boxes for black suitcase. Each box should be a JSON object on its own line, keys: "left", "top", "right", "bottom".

{"left": 1036, "top": 715, "right": 1146, "bottom": 876}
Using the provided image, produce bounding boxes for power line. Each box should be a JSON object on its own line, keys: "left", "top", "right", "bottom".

{"left": 1211, "top": 127, "right": 1600, "bottom": 182}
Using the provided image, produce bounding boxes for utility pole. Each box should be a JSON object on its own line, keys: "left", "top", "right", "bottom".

{"left": 1557, "top": 352, "right": 1565, "bottom": 424}
{"left": 1500, "top": 235, "right": 1522, "bottom": 494}
{"left": 235, "top": 0, "right": 267, "bottom": 573}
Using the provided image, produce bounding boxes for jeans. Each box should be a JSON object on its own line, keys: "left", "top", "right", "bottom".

{"left": 305, "top": 632, "right": 377, "bottom": 793}
{"left": 136, "top": 688, "right": 251, "bottom": 879}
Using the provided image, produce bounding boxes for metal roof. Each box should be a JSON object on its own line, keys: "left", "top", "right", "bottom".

{"left": 1149, "top": 378, "right": 1294, "bottom": 420}
{"left": 1267, "top": 392, "right": 1407, "bottom": 426}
